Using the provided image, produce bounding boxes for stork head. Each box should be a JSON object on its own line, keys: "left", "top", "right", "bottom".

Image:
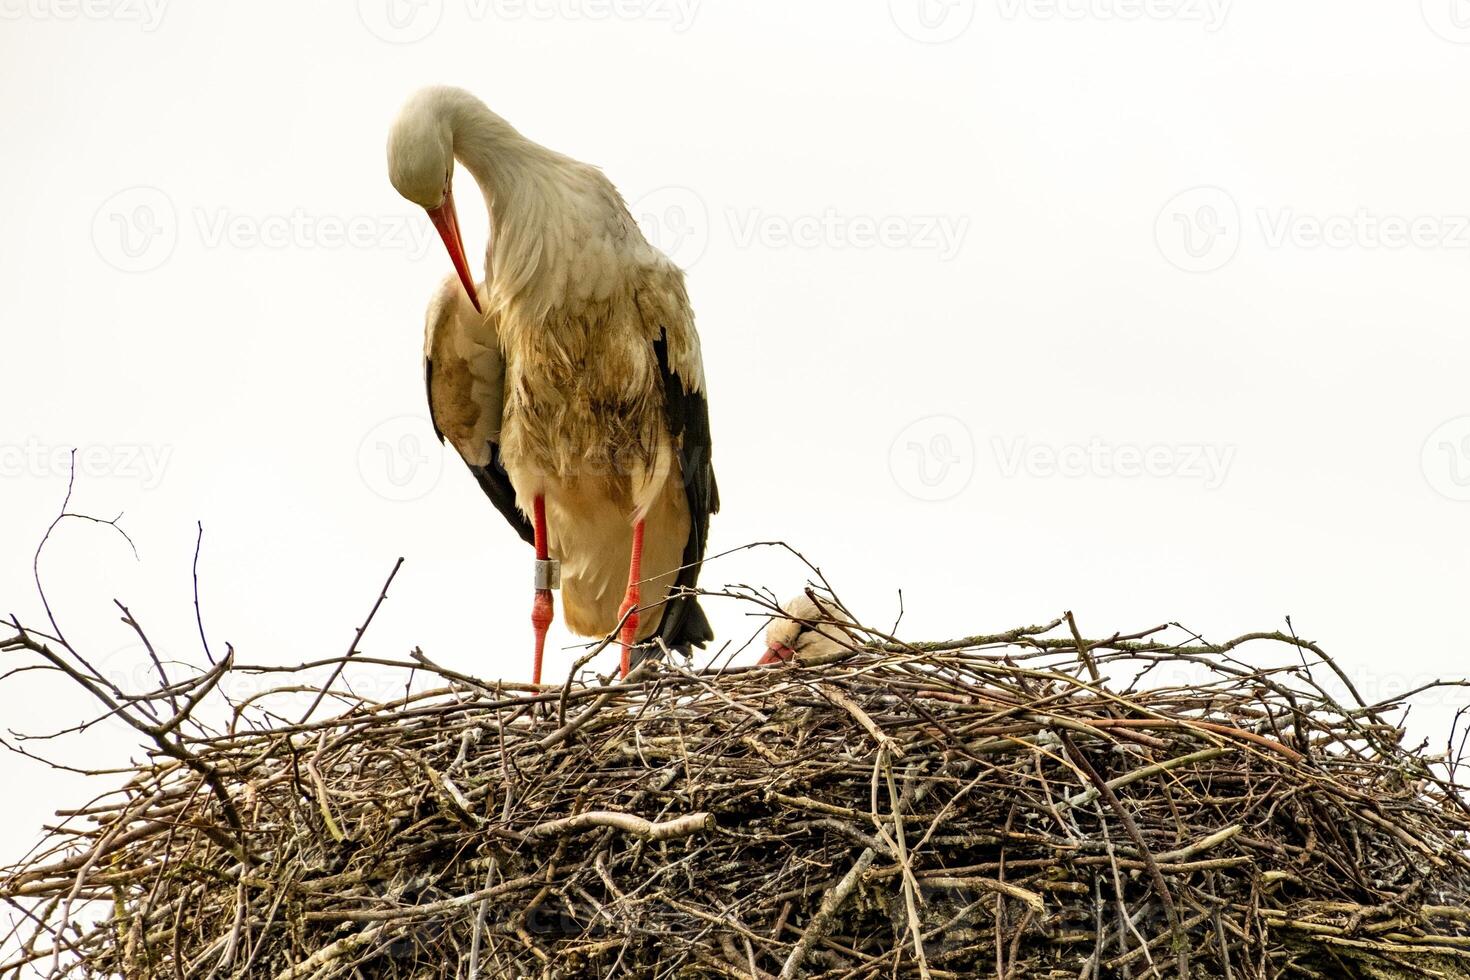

{"left": 760, "top": 594, "right": 854, "bottom": 665}
{"left": 387, "top": 88, "right": 481, "bottom": 314}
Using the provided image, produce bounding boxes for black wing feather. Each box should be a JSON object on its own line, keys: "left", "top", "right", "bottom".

{"left": 651, "top": 329, "right": 719, "bottom": 649}
{"left": 426, "top": 356, "right": 534, "bottom": 546}
{"left": 468, "top": 446, "right": 534, "bottom": 546}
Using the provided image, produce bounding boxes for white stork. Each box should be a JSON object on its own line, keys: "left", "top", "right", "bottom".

{"left": 390, "top": 86, "right": 719, "bottom": 685}
{"left": 760, "top": 594, "right": 855, "bottom": 665}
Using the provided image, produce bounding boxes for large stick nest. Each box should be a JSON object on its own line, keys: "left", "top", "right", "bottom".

{"left": 4, "top": 588, "right": 1470, "bottom": 979}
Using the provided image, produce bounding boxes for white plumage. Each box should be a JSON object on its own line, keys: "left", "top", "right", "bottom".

{"left": 392, "top": 87, "right": 718, "bottom": 680}
{"left": 761, "top": 594, "right": 855, "bottom": 665}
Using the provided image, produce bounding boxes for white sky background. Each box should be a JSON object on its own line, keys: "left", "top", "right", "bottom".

{"left": 3, "top": 0, "right": 1470, "bottom": 867}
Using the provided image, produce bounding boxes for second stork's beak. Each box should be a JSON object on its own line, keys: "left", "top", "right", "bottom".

{"left": 426, "top": 186, "right": 481, "bottom": 314}
{"left": 758, "top": 643, "right": 797, "bottom": 666}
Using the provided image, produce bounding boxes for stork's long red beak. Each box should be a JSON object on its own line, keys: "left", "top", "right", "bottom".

{"left": 426, "top": 187, "right": 481, "bottom": 314}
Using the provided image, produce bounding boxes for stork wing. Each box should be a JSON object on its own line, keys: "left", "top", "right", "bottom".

{"left": 424, "top": 278, "right": 534, "bottom": 545}
{"left": 425, "top": 358, "right": 533, "bottom": 545}
{"left": 647, "top": 296, "right": 720, "bottom": 648}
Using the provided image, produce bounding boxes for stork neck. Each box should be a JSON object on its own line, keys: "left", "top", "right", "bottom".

{"left": 441, "top": 94, "right": 605, "bottom": 319}
{"left": 445, "top": 97, "right": 563, "bottom": 224}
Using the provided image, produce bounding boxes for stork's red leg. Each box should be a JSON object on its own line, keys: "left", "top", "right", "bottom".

{"left": 530, "top": 495, "right": 554, "bottom": 686}
{"left": 617, "top": 519, "right": 645, "bottom": 677}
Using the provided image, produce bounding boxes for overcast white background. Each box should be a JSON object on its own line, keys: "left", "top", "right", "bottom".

{"left": 3, "top": 0, "right": 1470, "bottom": 868}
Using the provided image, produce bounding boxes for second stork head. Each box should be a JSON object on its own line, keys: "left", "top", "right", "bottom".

{"left": 760, "top": 594, "right": 856, "bottom": 666}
